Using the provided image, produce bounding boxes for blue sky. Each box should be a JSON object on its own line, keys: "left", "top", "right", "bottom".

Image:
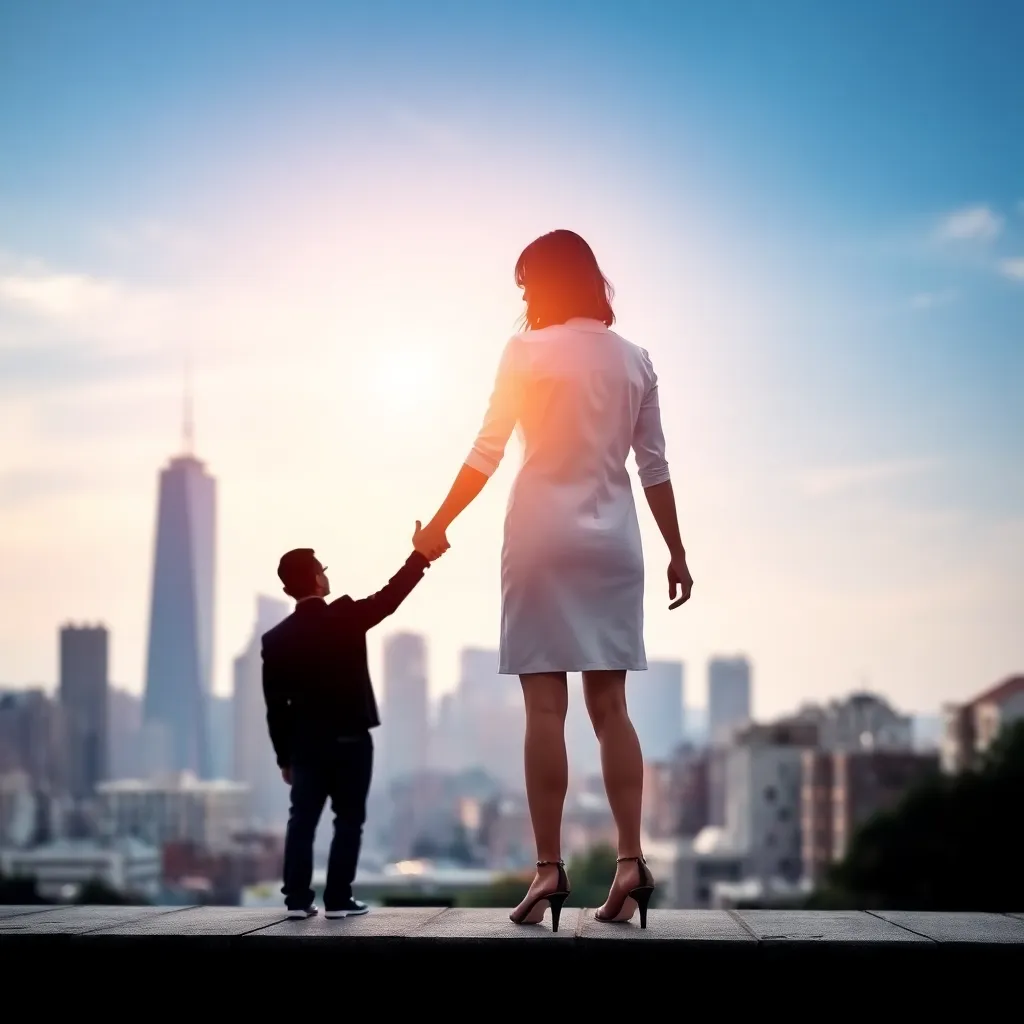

{"left": 0, "top": 1, "right": 1021, "bottom": 715}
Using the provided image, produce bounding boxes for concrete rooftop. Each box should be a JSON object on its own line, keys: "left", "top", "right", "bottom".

{"left": 3, "top": 905, "right": 1022, "bottom": 998}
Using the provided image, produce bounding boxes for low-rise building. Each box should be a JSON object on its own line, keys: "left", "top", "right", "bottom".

{"left": 0, "top": 836, "right": 160, "bottom": 901}
{"left": 942, "top": 676, "right": 1024, "bottom": 773}
{"left": 725, "top": 720, "right": 816, "bottom": 884}
{"left": 644, "top": 828, "right": 747, "bottom": 909}
{"left": 97, "top": 772, "right": 249, "bottom": 851}
{"left": 802, "top": 748, "right": 939, "bottom": 883}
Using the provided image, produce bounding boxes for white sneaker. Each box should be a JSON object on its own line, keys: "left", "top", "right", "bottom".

{"left": 286, "top": 904, "right": 319, "bottom": 919}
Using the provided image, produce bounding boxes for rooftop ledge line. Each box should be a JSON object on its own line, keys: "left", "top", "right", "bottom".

{"left": 1, "top": 906, "right": 1024, "bottom": 947}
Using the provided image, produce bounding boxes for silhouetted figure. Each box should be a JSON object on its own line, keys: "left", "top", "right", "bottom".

{"left": 416, "top": 230, "right": 693, "bottom": 930}
{"left": 262, "top": 525, "right": 444, "bottom": 919}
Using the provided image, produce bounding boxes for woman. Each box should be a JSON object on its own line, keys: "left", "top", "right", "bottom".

{"left": 418, "top": 229, "right": 693, "bottom": 931}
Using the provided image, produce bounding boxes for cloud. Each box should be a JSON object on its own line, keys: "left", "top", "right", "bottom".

{"left": 0, "top": 248, "right": 330, "bottom": 367}
{"left": 0, "top": 253, "right": 174, "bottom": 355}
{"left": 799, "top": 457, "right": 941, "bottom": 498}
{"left": 935, "top": 205, "right": 1003, "bottom": 243}
{"left": 0, "top": 268, "right": 127, "bottom": 320}
{"left": 909, "top": 289, "right": 956, "bottom": 310}
{"left": 998, "top": 258, "right": 1024, "bottom": 282}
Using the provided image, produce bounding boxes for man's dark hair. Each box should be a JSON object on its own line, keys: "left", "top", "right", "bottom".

{"left": 277, "top": 548, "right": 322, "bottom": 599}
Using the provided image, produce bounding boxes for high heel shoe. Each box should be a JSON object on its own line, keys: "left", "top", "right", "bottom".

{"left": 594, "top": 855, "right": 655, "bottom": 929}
{"left": 509, "top": 860, "right": 571, "bottom": 932}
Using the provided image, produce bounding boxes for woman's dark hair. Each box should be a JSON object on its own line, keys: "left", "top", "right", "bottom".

{"left": 514, "top": 230, "right": 615, "bottom": 331}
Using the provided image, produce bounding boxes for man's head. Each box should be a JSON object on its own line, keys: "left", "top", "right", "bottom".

{"left": 277, "top": 548, "right": 330, "bottom": 601}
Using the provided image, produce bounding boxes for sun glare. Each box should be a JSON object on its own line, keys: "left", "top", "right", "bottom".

{"left": 366, "top": 346, "right": 439, "bottom": 412}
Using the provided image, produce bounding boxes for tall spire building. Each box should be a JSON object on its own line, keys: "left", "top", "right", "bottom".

{"left": 142, "top": 374, "right": 216, "bottom": 778}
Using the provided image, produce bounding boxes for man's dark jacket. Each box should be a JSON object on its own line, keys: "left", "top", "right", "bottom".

{"left": 261, "top": 552, "right": 430, "bottom": 768}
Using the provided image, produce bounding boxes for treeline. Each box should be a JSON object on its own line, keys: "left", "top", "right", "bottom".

{"left": 810, "top": 720, "right": 1024, "bottom": 911}
{"left": 0, "top": 873, "right": 148, "bottom": 906}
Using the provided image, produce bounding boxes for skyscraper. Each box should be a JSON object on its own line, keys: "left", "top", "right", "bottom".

{"left": 142, "top": 403, "right": 216, "bottom": 779}
{"left": 628, "top": 660, "right": 685, "bottom": 761}
{"left": 708, "top": 656, "right": 752, "bottom": 745}
{"left": 380, "top": 632, "right": 429, "bottom": 784}
{"left": 233, "top": 595, "right": 289, "bottom": 826}
{"left": 455, "top": 647, "right": 523, "bottom": 787}
{"left": 59, "top": 624, "right": 109, "bottom": 798}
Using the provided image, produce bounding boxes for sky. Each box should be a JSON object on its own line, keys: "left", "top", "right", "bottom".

{"left": 0, "top": 0, "right": 1021, "bottom": 718}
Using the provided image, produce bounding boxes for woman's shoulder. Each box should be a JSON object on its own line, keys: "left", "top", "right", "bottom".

{"left": 606, "top": 328, "right": 654, "bottom": 363}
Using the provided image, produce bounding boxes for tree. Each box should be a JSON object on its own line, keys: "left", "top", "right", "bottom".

{"left": 0, "top": 871, "right": 49, "bottom": 905}
{"left": 810, "top": 720, "right": 1024, "bottom": 911}
{"left": 74, "top": 879, "right": 149, "bottom": 906}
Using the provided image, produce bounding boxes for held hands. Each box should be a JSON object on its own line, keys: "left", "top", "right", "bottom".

{"left": 668, "top": 552, "right": 693, "bottom": 610}
{"left": 413, "top": 519, "right": 450, "bottom": 562}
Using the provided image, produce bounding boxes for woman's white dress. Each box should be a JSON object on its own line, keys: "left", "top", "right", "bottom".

{"left": 464, "top": 317, "right": 671, "bottom": 675}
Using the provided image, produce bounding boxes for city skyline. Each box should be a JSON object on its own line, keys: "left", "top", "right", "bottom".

{"left": 1, "top": 3, "right": 1021, "bottom": 720}
{"left": 0, "top": 422, "right": 998, "bottom": 722}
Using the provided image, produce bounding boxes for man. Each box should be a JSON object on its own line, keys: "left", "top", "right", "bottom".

{"left": 262, "top": 522, "right": 446, "bottom": 919}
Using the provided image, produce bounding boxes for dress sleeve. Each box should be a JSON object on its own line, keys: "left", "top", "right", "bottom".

{"left": 632, "top": 349, "right": 671, "bottom": 488}
{"left": 464, "top": 336, "right": 522, "bottom": 477}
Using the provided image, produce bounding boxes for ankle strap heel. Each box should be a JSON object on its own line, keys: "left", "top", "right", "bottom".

{"left": 616, "top": 855, "right": 654, "bottom": 891}
{"left": 537, "top": 859, "right": 570, "bottom": 895}
{"left": 595, "top": 856, "right": 655, "bottom": 929}
{"left": 509, "top": 860, "right": 572, "bottom": 932}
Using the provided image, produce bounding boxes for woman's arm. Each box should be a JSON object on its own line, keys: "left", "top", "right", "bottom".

{"left": 420, "top": 338, "right": 521, "bottom": 546}
{"left": 426, "top": 464, "right": 489, "bottom": 534}
{"left": 643, "top": 480, "right": 685, "bottom": 560}
{"left": 644, "top": 480, "right": 693, "bottom": 608}
{"left": 632, "top": 349, "right": 693, "bottom": 607}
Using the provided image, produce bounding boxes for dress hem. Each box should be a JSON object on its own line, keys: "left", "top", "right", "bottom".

{"left": 498, "top": 661, "right": 649, "bottom": 675}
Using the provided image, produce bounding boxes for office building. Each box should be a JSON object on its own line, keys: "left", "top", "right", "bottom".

{"left": 0, "top": 837, "right": 160, "bottom": 901}
{"left": 802, "top": 748, "right": 939, "bottom": 882}
{"left": 942, "top": 675, "right": 1024, "bottom": 773}
{"left": 108, "top": 687, "right": 143, "bottom": 780}
{"left": 724, "top": 719, "right": 818, "bottom": 884}
{"left": 381, "top": 632, "right": 430, "bottom": 784}
{"left": 97, "top": 773, "right": 248, "bottom": 851}
{"left": 142, "top": 424, "right": 217, "bottom": 778}
{"left": 629, "top": 659, "right": 685, "bottom": 761}
{"left": 708, "top": 656, "right": 752, "bottom": 745}
{"left": 810, "top": 692, "right": 913, "bottom": 752}
{"left": 233, "top": 596, "right": 290, "bottom": 827}
{"left": 456, "top": 647, "right": 523, "bottom": 788}
{"left": 0, "top": 688, "right": 67, "bottom": 797}
{"left": 59, "top": 624, "right": 109, "bottom": 798}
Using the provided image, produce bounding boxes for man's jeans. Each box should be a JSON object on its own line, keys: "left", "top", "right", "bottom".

{"left": 282, "top": 731, "right": 373, "bottom": 911}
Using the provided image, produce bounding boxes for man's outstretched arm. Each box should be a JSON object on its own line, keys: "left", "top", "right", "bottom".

{"left": 345, "top": 552, "right": 430, "bottom": 632}
{"left": 341, "top": 522, "right": 444, "bottom": 632}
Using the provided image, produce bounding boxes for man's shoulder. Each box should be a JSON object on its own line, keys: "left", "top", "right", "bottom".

{"left": 261, "top": 613, "right": 296, "bottom": 648}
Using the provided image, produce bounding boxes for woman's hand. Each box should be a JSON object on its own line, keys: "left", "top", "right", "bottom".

{"left": 668, "top": 552, "right": 693, "bottom": 609}
{"left": 413, "top": 519, "right": 450, "bottom": 562}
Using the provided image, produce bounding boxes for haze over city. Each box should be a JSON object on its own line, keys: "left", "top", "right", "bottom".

{"left": 1, "top": 2, "right": 1022, "bottom": 721}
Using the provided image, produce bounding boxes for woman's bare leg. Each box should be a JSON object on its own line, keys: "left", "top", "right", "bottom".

{"left": 511, "top": 672, "right": 569, "bottom": 918}
{"left": 583, "top": 669, "right": 646, "bottom": 915}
